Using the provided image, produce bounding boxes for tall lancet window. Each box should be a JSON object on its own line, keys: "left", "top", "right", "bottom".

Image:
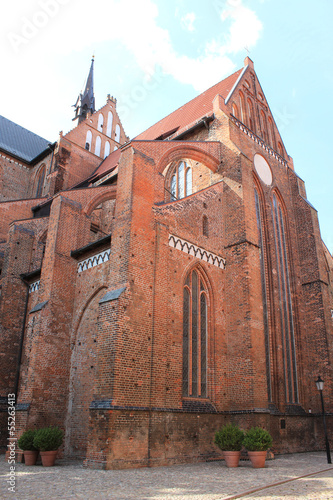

{"left": 183, "top": 268, "right": 208, "bottom": 398}
{"left": 272, "top": 193, "right": 298, "bottom": 404}
{"left": 254, "top": 188, "right": 272, "bottom": 402}
{"left": 35, "top": 165, "right": 46, "bottom": 198}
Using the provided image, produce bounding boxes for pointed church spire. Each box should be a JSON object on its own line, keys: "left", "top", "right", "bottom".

{"left": 73, "top": 57, "right": 96, "bottom": 124}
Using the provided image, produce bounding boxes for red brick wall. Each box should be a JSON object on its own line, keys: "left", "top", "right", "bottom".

{"left": 1, "top": 63, "right": 332, "bottom": 467}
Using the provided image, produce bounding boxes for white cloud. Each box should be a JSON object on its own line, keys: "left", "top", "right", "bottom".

{"left": 221, "top": 1, "right": 263, "bottom": 54}
{"left": 1, "top": 0, "right": 263, "bottom": 136}
{"left": 181, "top": 12, "right": 196, "bottom": 32}
{"left": 3, "top": 0, "right": 262, "bottom": 90}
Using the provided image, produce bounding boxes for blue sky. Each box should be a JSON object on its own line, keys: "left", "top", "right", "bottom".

{"left": 1, "top": 0, "right": 332, "bottom": 252}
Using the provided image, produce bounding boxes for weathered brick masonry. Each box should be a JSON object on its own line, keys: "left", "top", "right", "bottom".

{"left": 0, "top": 57, "right": 332, "bottom": 468}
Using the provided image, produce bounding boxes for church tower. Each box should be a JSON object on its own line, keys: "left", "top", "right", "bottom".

{"left": 73, "top": 57, "right": 96, "bottom": 124}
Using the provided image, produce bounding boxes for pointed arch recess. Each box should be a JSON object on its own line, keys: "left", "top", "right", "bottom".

{"left": 182, "top": 261, "right": 216, "bottom": 401}
{"left": 83, "top": 186, "right": 117, "bottom": 216}
{"left": 67, "top": 286, "right": 107, "bottom": 457}
{"left": 253, "top": 174, "right": 272, "bottom": 402}
{"left": 158, "top": 145, "right": 220, "bottom": 176}
{"left": 71, "top": 285, "right": 108, "bottom": 344}
{"left": 271, "top": 188, "right": 299, "bottom": 404}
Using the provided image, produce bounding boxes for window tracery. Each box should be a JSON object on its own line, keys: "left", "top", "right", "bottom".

{"left": 170, "top": 161, "right": 192, "bottom": 201}
{"left": 183, "top": 268, "right": 208, "bottom": 398}
{"left": 272, "top": 193, "right": 298, "bottom": 404}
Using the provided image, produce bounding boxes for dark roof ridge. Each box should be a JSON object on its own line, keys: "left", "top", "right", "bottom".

{"left": 0, "top": 115, "right": 51, "bottom": 163}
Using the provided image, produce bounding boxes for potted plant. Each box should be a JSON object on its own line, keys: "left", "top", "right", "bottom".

{"left": 214, "top": 423, "right": 245, "bottom": 467}
{"left": 243, "top": 427, "right": 273, "bottom": 468}
{"left": 18, "top": 429, "right": 39, "bottom": 465}
{"left": 33, "top": 426, "right": 63, "bottom": 467}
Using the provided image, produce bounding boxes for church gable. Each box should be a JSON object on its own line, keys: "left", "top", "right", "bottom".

{"left": 0, "top": 55, "right": 332, "bottom": 471}
{"left": 64, "top": 96, "right": 127, "bottom": 161}
{"left": 226, "top": 58, "right": 288, "bottom": 161}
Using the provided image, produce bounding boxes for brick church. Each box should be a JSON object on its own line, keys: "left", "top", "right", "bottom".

{"left": 0, "top": 56, "right": 332, "bottom": 468}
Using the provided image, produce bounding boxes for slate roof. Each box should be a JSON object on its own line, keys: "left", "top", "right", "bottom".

{"left": 0, "top": 115, "right": 51, "bottom": 163}
{"left": 135, "top": 68, "right": 243, "bottom": 141}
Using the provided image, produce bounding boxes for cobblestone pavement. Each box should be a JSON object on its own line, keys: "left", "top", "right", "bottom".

{"left": 0, "top": 452, "right": 332, "bottom": 500}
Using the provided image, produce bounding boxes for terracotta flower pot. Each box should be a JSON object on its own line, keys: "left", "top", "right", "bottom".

{"left": 247, "top": 450, "right": 267, "bottom": 468}
{"left": 223, "top": 451, "right": 241, "bottom": 468}
{"left": 40, "top": 450, "right": 58, "bottom": 467}
{"left": 24, "top": 450, "right": 39, "bottom": 466}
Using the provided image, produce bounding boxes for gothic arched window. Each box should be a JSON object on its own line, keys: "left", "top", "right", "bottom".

{"left": 260, "top": 110, "right": 268, "bottom": 143}
{"left": 239, "top": 91, "right": 246, "bottom": 123}
{"left": 272, "top": 193, "right": 298, "bottom": 404}
{"left": 183, "top": 268, "right": 208, "bottom": 398}
{"left": 268, "top": 116, "right": 276, "bottom": 150}
{"left": 247, "top": 98, "right": 256, "bottom": 132}
{"left": 232, "top": 102, "right": 239, "bottom": 119}
{"left": 277, "top": 142, "right": 284, "bottom": 158}
{"left": 254, "top": 187, "right": 272, "bottom": 401}
{"left": 36, "top": 165, "right": 45, "bottom": 198}
{"left": 170, "top": 161, "right": 192, "bottom": 201}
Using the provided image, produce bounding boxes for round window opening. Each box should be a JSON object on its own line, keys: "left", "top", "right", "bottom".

{"left": 254, "top": 154, "right": 273, "bottom": 185}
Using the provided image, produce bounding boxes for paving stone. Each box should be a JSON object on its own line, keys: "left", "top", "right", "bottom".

{"left": 1, "top": 451, "right": 332, "bottom": 499}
